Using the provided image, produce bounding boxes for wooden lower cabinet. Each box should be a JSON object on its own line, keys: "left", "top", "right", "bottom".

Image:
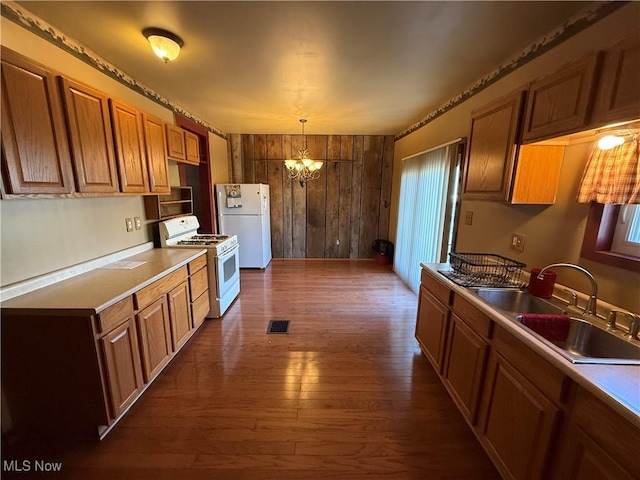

{"left": 136, "top": 296, "right": 173, "bottom": 383}
{"left": 415, "top": 286, "right": 450, "bottom": 373}
{"left": 168, "top": 281, "right": 193, "bottom": 351}
{"left": 477, "top": 350, "right": 561, "bottom": 480}
{"left": 442, "top": 313, "right": 489, "bottom": 424}
{"left": 552, "top": 387, "right": 640, "bottom": 480}
{"left": 100, "top": 317, "right": 144, "bottom": 419}
{"left": 189, "top": 257, "right": 210, "bottom": 329}
{"left": 415, "top": 268, "right": 640, "bottom": 480}
{"left": 1, "top": 254, "right": 208, "bottom": 440}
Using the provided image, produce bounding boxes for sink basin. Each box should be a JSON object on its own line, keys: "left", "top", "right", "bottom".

{"left": 470, "top": 288, "right": 640, "bottom": 365}
{"left": 471, "top": 288, "right": 567, "bottom": 315}
{"left": 516, "top": 316, "right": 640, "bottom": 365}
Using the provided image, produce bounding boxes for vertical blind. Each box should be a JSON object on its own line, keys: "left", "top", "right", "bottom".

{"left": 394, "top": 140, "right": 461, "bottom": 293}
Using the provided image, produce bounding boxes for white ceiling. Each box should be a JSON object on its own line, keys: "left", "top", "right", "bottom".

{"left": 15, "top": 1, "right": 593, "bottom": 135}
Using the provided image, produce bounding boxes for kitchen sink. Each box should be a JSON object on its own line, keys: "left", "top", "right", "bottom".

{"left": 469, "top": 287, "right": 640, "bottom": 365}
{"left": 471, "top": 288, "right": 567, "bottom": 315}
{"left": 516, "top": 316, "right": 640, "bottom": 365}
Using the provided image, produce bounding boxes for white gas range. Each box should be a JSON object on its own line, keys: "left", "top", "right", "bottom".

{"left": 159, "top": 216, "right": 240, "bottom": 318}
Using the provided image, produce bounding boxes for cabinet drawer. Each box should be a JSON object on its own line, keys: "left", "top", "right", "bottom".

{"left": 192, "top": 290, "right": 210, "bottom": 328}
{"left": 134, "top": 266, "right": 188, "bottom": 310}
{"left": 97, "top": 296, "right": 134, "bottom": 334}
{"left": 421, "top": 269, "right": 452, "bottom": 306}
{"left": 188, "top": 255, "right": 207, "bottom": 275}
{"left": 492, "top": 325, "right": 569, "bottom": 404}
{"left": 452, "top": 294, "right": 493, "bottom": 339}
{"left": 190, "top": 266, "right": 208, "bottom": 300}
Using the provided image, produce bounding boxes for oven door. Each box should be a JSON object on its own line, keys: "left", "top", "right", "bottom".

{"left": 215, "top": 244, "right": 240, "bottom": 299}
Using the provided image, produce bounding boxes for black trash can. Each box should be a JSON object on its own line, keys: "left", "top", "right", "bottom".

{"left": 372, "top": 239, "right": 394, "bottom": 265}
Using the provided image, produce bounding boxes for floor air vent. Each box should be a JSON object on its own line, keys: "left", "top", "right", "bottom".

{"left": 267, "top": 320, "right": 290, "bottom": 334}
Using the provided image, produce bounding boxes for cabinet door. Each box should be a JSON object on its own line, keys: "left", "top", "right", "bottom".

{"left": 59, "top": 77, "right": 119, "bottom": 193}
{"left": 0, "top": 48, "right": 74, "bottom": 194}
{"left": 137, "top": 296, "right": 173, "bottom": 383}
{"left": 462, "top": 90, "right": 525, "bottom": 201}
{"left": 509, "top": 144, "right": 564, "bottom": 204}
{"left": 442, "top": 313, "right": 488, "bottom": 425}
{"left": 522, "top": 52, "right": 601, "bottom": 143}
{"left": 478, "top": 351, "right": 561, "bottom": 480}
{"left": 552, "top": 424, "right": 636, "bottom": 480}
{"left": 552, "top": 387, "right": 640, "bottom": 480}
{"left": 109, "top": 99, "right": 149, "bottom": 193}
{"left": 100, "top": 317, "right": 144, "bottom": 419}
{"left": 184, "top": 130, "right": 200, "bottom": 165}
{"left": 142, "top": 113, "right": 171, "bottom": 194}
{"left": 592, "top": 29, "right": 640, "bottom": 125}
{"left": 165, "top": 123, "right": 186, "bottom": 161}
{"left": 168, "top": 281, "right": 193, "bottom": 351}
{"left": 415, "top": 286, "right": 450, "bottom": 374}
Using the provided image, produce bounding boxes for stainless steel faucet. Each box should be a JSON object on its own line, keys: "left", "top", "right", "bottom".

{"left": 537, "top": 263, "right": 598, "bottom": 316}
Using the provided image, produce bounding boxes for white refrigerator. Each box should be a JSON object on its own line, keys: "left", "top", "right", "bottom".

{"left": 216, "top": 183, "right": 272, "bottom": 268}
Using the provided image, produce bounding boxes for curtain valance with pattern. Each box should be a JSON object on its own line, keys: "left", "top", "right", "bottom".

{"left": 577, "top": 140, "right": 639, "bottom": 204}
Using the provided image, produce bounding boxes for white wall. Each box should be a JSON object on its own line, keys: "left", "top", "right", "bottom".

{"left": 391, "top": 3, "right": 640, "bottom": 312}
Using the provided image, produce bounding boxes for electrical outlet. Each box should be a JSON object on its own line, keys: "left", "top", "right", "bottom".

{"left": 464, "top": 211, "right": 473, "bottom": 225}
{"left": 134, "top": 217, "right": 142, "bottom": 230}
{"left": 125, "top": 218, "right": 134, "bottom": 232}
{"left": 511, "top": 232, "right": 526, "bottom": 252}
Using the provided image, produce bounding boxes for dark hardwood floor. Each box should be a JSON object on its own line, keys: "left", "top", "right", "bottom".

{"left": 3, "top": 259, "right": 499, "bottom": 479}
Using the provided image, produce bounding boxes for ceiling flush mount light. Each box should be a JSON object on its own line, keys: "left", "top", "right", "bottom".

{"left": 142, "top": 27, "right": 184, "bottom": 63}
{"left": 284, "top": 119, "right": 323, "bottom": 187}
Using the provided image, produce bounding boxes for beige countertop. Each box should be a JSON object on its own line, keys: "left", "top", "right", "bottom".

{"left": 421, "top": 263, "right": 640, "bottom": 425}
{"left": 0, "top": 248, "right": 207, "bottom": 316}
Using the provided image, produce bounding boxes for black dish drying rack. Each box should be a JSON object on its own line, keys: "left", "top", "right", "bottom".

{"left": 439, "top": 252, "right": 526, "bottom": 288}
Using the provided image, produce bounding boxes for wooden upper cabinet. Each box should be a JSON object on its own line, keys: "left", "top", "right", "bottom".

{"left": 522, "top": 52, "right": 602, "bottom": 143}
{"left": 165, "top": 123, "right": 187, "bottom": 162}
{"left": 184, "top": 130, "right": 201, "bottom": 165}
{"left": 142, "top": 113, "right": 171, "bottom": 194}
{"left": 510, "top": 144, "right": 564, "bottom": 204}
{"left": 462, "top": 90, "right": 525, "bottom": 201}
{"left": 592, "top": 29, "right": 640, "bottom": 125}
{"left": 109, "top": 99, "right": 149, "bottom": 193}
{"left": 59, "top": 77, "right": 119, "bottom": 193}
{"left": 0, "top": 48, "right": 74, "bottom": 194}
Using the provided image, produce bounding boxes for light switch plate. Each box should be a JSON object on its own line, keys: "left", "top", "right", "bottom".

{"left": 511, "top": 232, "right": 526, "bottom": 252}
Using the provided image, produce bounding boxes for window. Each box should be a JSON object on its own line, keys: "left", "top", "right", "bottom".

{"left": 581, "top": 202, "right": 640, "bottom": 272}
{"left": 611, "top": 204, "right": 640, "bottom": 257}
{"left": 394, "top": 139, "right": 463, "bottom": 293}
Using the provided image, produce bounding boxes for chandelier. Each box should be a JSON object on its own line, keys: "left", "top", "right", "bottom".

{"left": 284, "top": 119, "right": 323, "bottom": 187}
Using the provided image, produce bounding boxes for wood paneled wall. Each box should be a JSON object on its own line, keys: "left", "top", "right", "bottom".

{"left": 227, "top": 134, "right": 394, "bottom": 259}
